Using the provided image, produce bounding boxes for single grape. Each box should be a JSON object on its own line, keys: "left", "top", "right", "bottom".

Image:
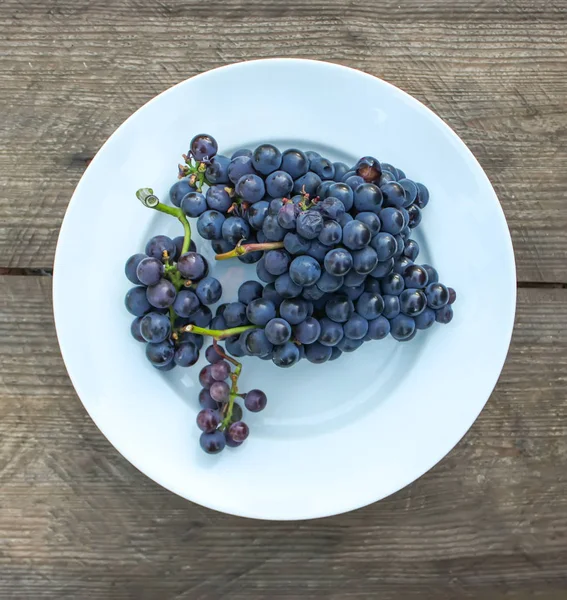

{"left": 369, "top": 260, "right": 394, "bottom": 280}
{"left": 210, "top": 380, "right": 230, "bottom": 403}
{"left": 262, "top": 215, "right": 286, "bottom": 241}
{"left": 414, "top": 307, "right": 436, "bottom": 330}
{"left": 283, "top": 232, "right": 309, "bottom": 256}
{"left": 266, "top": 170, "right": 293, "bottom": 198}
{"left": 407, "top": 204, "right": 422, "bottom": 228}
{"left": 403, "top": 239, "right": 420, "bottom": 261}
{"left": 190, "top": 133, "right": 218, "bottom": 162}
{"left": 399, "top": 288, "right": 427, "bottom": 316}
{"left": 170, "top": 178, "right": 196, "bottom": 207}
{"left": 272, "top": 342, "right": 301, "bottom": 368}
{"left": 196, "top": 408, "right": 220, "bottom": 433}
{"left": 238, "top": 280, "right": 263, "bottom": 305}
{"left": 139, "top": 312, "right": 171, "bottom": 343}
{"left": 146, "top": 279, "right": 177, "bottom": 308}
{"left": 130, "top": 317, "right": 145, "bottom": 342}
{"left": 221, "top": 216, "right": 250, "bottom": 246}
{"left": 381, "top": 272, "right": 405, "bottom": 296}
{"left": 318, "top": 220, "right": 342, "bottom": 245}
{"left": 199, "top": 430, "right": 225, "bottom": 454}
{"left": 390, "top": 314, "right": 416, "bottom": 341}
{"left": 247, "top": 200, "right": 269, "bottom": 230}
{"left": 244, "top": 329, "right": 273, "bottom": 357}
{"left": 344, "top": 175, "right": 365, "bottom": 191}
{"left": 275, "top": 273, "right": 303, "bottom": 298}
{"left": 174, "top": 342, "right": 199, "bottom": 367}
{"left": 403, "top": 265, "right": 428, "bottom": 289}
{"left": 264, "top": 249, "right": 291, "bottom": 276}
{"left": 370, "top": 232, "right": 397, "bottom": 262}
{"left": 244, "top": 389, "right": 267, "bottom": 412}
{"left": 228, "top": 155, "right": 256, "bottom": 184}
{"left": 197, "top": 210, "right": 225, "bottom": 240}
{"left": 436, "top": 304, "right": 454, "bottom": 324}
{"left": 309, "top": 155, "right": 335, "bottom": 180}
{"left": 381, "top": 182, "right": 407, "bottom": 208}
{"left": 340, "top": 283, "right": 365, "bottom": 302}
{"left": 337, "top": 337, "right": 364, "bottom": 352}
{"left": 296, "top": 210, "right": 324, "bottom": 240}
{"left": 289, "top": 255, "right": 321, "bottom": 286}
{"left": 277, "top": 202, "right": 299, "bottom": 230}
{"left": 195, "top": 277, "right": 222, "bottom": 305}
{"left": 146, "top": 340, "right": 175, "bottom": 367}
{"left": 306, "top": 240, "right": 331, "bottom": 262}
{"left": 379, "top": 170, "right": 396, "bottom": 186}
{"left": 317, "top": 317, "right": 344, "bottom": 347}
{"left": 205, "top": 344, "right": 224, "bottom": 364}
{"left": 317, "top": 180, "right": 334, "bottom": 200}
{"left": 125, "top": 286, "right": 151, "bottom": 316}
{"left": 252, "top": 143, "right": 282, "bottom": 175}
{"left": 316, "top": 271, "right": 344, "bottom": 293}
{"left": 225, "top": 334, "right": 246, "bottom": 358}
{"left": 305, "top": 342, "right": 332, "bottom": 364}
{"left": 199, "top": 365, "right": 215, "bottom": 389}
{"left": 293, "top": 317, "right": 321, "bottom": 344}
{"left": 205, "top": 155, "right": 230, "bottom": 184}
{"left": 188, "top": 305, "right": 212, "bottom": 327}
{"left": 343, "top": 270, "right": 366, "bottom": 287}
{"left": 364, "top": 276, "right": 382, "bottom": 294}
{"left": 125, "top": 253, "right": 146, "bottom": 284}
{"left": 425, "top": 282, "right": 450, "bottom": 309}
{"left": 228, "top": 421, "right": 249, "bottom": 443}
{"left": 172, "top": 289, "right": 200, "bottom": 317}
{"left": 280, "top": 148, "right": 309, "bottom": 179}
{"left": 292, "top": 172, "right": 322, "bottom": 196}
{"left": 145, "top": 235, "right": 176, "bottom": 260}
{"left": 352, "top": 246, "right": 378, "bottom": 275}
{"left": 231, "top": 148, "right": 252, "bottom": 159}
{"left": 223, "top": 302, "right": 248, "bottom": 327}
{"left": 415, "top": 182, "right": 430, "bottom": 209}
{"left": 356, "top": 292, "right": 385, "bottom": 320}
{"left": 355, "top": 156, "right": 382, "bottom": 183}
{"left": 173, "top": 236, "right": 196, "bottom": 258}
{"left": 399, "top": 178, "right": 418, "bottom": 205}
{"left": 448, "top": 287, "right": 457, "bottom": 304}
{"left": 280, "top": 298, "right": 310, "bottom": 325}
{"left": 379, "top": 207, "right": 405, "bottom": 235}
{"left": 356, "top": 211, "right": 381, "bottom": 235}
{"left": 136, "top": 257, "right": 164, "bottom": 286}
{"left": 324, "top": 248, "right": 353, "bottom": 276}
{"left": 319, "top": 196, "right": 345, "bottom": 220}
{"left": 256, "top": 257, "right": 277, "bottom": 283}
{"left": 353, "top": 183, "right": 383, "bottom": 213}
{"left": 327, "top": 182, "right": 354, "bottom": 211}
{"left": 333, "top": 162, "right": 349, "bottom": 181}
{"left": 395, "top": 166, "right": 406, "bottom": 179}
{"left": 265, "top": 317, "right": 292, "bottom": 345}
{"left": 199, "top": 388, "right": 220, "bottom": 410}
{"left": 177, "top": 252, "right": 207, "bottom": 281}
{"left": 302, "top": 284, "right": 326, "bottom": 300}
{"left": 422, "top": 264, "right": 439, "bottom": 284}
{"left": 236, "top": 174, "right": 266, "bottom": 204}
{"left": 246, "top": 298, "right": 276, "bottom": 326}
{"left": 382, "top": 295, "right": 401, "bottom": 319}
{"left": 180, "top": 191, "right": 208, "bottom": 217}
{"left": 262, "top": 283, "right": 284, "bottom": 309}
{"left": 268, "top": 197, "right": 285, "bottom": 215}
{"left": 205, "top": 185, "right": 232, "bottom": 213}
{"left": 367, "top": 315, "right": 390, "bottom": 340}
{"left": 325, "top": 294, "right": 354, "bottom": 323}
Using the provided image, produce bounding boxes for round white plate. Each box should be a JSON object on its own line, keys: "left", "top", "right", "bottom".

{"left": 53, "top": 59, "right": 516, "bottom": 520}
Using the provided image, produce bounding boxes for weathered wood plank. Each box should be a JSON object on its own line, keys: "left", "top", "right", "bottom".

{"left": 1, "top": 275, "right": 566, "bottom": 598}
{"left": 0, "top": 1, "right": 566, "bottom": 280}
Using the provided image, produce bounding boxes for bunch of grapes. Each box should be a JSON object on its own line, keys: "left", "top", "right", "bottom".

{"left": 125, "top": 133, "right": 456, "bottom": 454}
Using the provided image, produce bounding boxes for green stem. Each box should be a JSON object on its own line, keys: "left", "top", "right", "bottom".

{"left": 215, "top": 241, "right": 284, "bottom": 261}
{"left": 181, "top": 324, "right": 257, "bottom": 340}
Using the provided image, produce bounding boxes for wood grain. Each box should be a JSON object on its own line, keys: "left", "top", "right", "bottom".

{"left": 1, "top": 276, "right": 567, "bottom": 598}
{"left": 1, "top": 0, "right": 566, "bottom": 280}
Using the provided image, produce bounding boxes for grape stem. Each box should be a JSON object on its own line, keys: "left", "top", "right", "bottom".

{"left": 136, "top": 188, "right": 192, "bottom": 254}
{"left": 213, "top": 340, "right": 242, "bottom": 429}
{"left": 181, "top": 324, "right": 257, "bottom": 340}
{"left": 215, "top": 240, "right": 285, "bottom": 261}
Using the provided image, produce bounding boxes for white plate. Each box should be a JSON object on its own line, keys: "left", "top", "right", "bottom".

{"left": 53, "top": 59, "right": 516, "bottom": 520}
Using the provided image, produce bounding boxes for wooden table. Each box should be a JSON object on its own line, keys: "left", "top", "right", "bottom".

{"left": 2, "top": 1, "right": 567, "bottom": 597}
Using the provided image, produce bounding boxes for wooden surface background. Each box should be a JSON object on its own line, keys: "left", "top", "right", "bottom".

{"left": 1, "top": 1, "right": 567, "bottom": 598}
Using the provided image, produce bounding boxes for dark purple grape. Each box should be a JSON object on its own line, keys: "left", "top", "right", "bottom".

{"left": 210, "top": 380, "right": 230, "bottom": 402}
{"left": 210, "top": 360, "right": 230, "bottom": 381}
{"left": 407, "top": 204, "right": 422, "bottom": 228}
{"left": 370, "top": 259, "right": 395, "bottom": 279}
{"left": 181, "top": 191, "right": 208, "bottom": 217}
{"left": 356, "top": 292, "right": 385, "bottom": 320}
{"left": 125, "top": 286, "right": 152, "bottom": 316}
{"left": 139, "top": 312, "right": 171, "bottom": 343}
{"left": 280, "top": 298, "right": 309, "bottom": 325}
{"left": 370, "top": 232, "right": 397, "bottom": 262}
{"left": 195, "top": 277, "right": 222, "bottom": 305}
{"left": 146, "top": 279, "right": 176, "bottom": 308}
{"left": 277, "top": 202, "right": 299, "bottom": 229}
{"left": 381, "top": 182, "right": 407, "bottom": 208}
{"left": 200, "top": 430, "right": 225, "bottom": 454}
{"left": 343, "top": 270, "right": 366, "bottom": 287}
{"left": 403, "top": 264, "right": 429, "bottom": 289}
{"left": 390, "top": 314, "right": 416, "bottom": 341}
{"left": 293, "top": 172, "right": 322, "bottom": 196}
{"left": 252, "top": 143, "right": 282, "bottom": 175}
{"left": 205, "top": 344, "right": 223, "bottom": 364}
{"left": 146, "top": 340, "right": 175, "bottom": 367}
{"left": 205, "top": 155, "right": 230, "bottom": 184}
{"left": 125, "top": 253, "right": 146, "bottom": 284}
{"left": 399, "top": 178, "right": 418, "bottom": 205}
{"left": 355, "top": 156, "right": 381, "bottom": 183}
{"left": 196, "top": 408, "right": 220, "bottom": 433}
{"left": 272, "top": 342, "right": 301, "bottom": 368}
{"left": 333, "top": 162, "right": 349, "bottom": 181}
{"left": 172, "top": 289, "right": 200, "bottom": 318}
{"left": 199, "top": 388, "right": 220, "bottom": 410}
{"left": 414, "top": 308, "right": 436, "bottom": 330}
{"left": 324, "top": 248, "right": 353, "bottom": 276}
{"left": 448, "top": 287, "right": 457, "bottom": 304}
{"left": 404, "top": 239, "right": 420, "bottom": 261}
{"left": 247, "top": 200, "right": 269, "bottom": 230}
{"left": 316, "top": 271, "right": 344, "bottom": 293}
{"left": 244, "top": 389, "right": 267, "bottom": 412}
{"left": 177, "top": 252, "right": 207, "bottom": 280}
{"left": 305, "top": 342, "right": 332, "bottom": 364}
{"left": 190, "top": 133, "right": 218, "bottom": 162}
{"left": 318, "top": 220, "right": 342, "bottom": 245}
{"left": 145, "top": 235, "right": 176, "bottom": 260}
{"left": 293, "top": 317, "right": 321, "bottom": 344}
{"left": 284, "top": 232, "right": 311, "bottom": 255}
{"left": 256, "top": 256, "right": 277, "bottom": 283}
{"left": 379, "top": 207, "right": 405, "bottom": 235}
{"left": 422, "top": 264, "right": 439, "bottom": 284}
{"left": 173, "top": 342, "right": 199, "bottom": 367}
{"left": 237, "top": 280, "right": 263, "bottom": 305}
{"left": 319, "top": 196, "right": 345, "bottom": 220}
{"left": 393, "top": 256, "right": 413, "bottom": 275}
{"left": 436, "top": 305, "right": 454, "bottom": 324}
{"left": 262, "top": 283, "right": 284, "bottom": 309}
{"left": 206, "top": 185, "right": 232, "bottom": 212}
{"left": 381, "top": 272, "right": 405, "bottom": 296}
{"left": 340, "top": 283, "right": 365, "bottom": 302}
{"left": 382, "top": 295, "right": 401, "bottom": 319}
{"left": 266, "top": 170, "right": 294, "bottom": 198}
{"left": 344, "top": 175, "right": 365, "bottom": 191}
{"left": 223, "top": 302, "right": 248, "bottom": 327}
{"left": 265, "top": 318, "right": 292, "bottom": 345}
{"left": 136, "top": 257, "right": 164, "bottom": 286}
{"left": 325, "top": 295, "right": 354, "bottom": 323}
{"left": 337, "top": 337, "right": 364, "bottom": 352}
{"left": 342, "top": 220, "right": 371, "bottom": 250}
{"left": 306, "top": 240, "right": 330, "bottom": 262}
{"left": 199, "top": 365, "right": 215, "bottom": 389}
{"left": 281, "top": 148, "right": 309, "bottom": 179}
{"left": 222, "top": 216, "right": 251, "bottom": 245}
{"left": 353, "top": 183, "right": 383, "bottom": 213}
{"left": 262, "top": 215, "right": 286, "bottom": 242}
{"left": 415, "top": 182, "right": 430, "bottom": 209}
{"left": 130, "top": 317, "right": 145, "bottom": 342}
{"left": 289, "top": 255, "right": 321, "bottom": 286}
{"left": 327, "top": 182, "right": 354, "bottom": 211}
{"left": 275, "top": 273, "right": 303, "bottom": 299}
{"left": 399, "top": 288, "right": 427, "bottom": 316}
{"left": 197, "top": 210, "right": 225, "bottom": 240}
{"left": 244, "top": 329, "right": 273, "bottom": 357}
{"left": 264, "top": 249, "right": 291, "bottom": 276}
{"left": 426, "top": 283, "right": 450, "bottom": 309}
{"left": 352, "top": 246, "right": 378, "bottom": 275}
{"left": 228, "top": 421, "right": 249, "bottom": 443}
{"left": 310, "top": 156, "right": 335, "bottom": 180}
{"left": 246, "top": 298, "right": 276, "bottom": 326}
{"left": 367, "top": 315, "right": 390, "bottom": 340}
{"left": 170, "top": 178, "right": 196, "bottom": 207}
{"left": 356, "top": 211, "right": 381, "bottom": 235}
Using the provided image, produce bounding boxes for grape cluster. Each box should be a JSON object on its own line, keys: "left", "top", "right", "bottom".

{"left": 126, "top": 133, "right": 456, "bottom": 454}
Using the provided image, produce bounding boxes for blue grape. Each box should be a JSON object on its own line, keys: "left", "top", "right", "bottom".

{"left": 316, "top": 271, "right": 344, "bottom": 293}
{"left": 173, "top": 236, "right": 196, "bottom": 258}
{"left": 407, "top": 204, "right": 422, "bottom": 228}
{"left": 340, "top": 283, "right": 365, "bottom": 302}
{"left": 393, "top": 234, "right": 405, "bottom": 258}
{"left": 379, "top": 207, "right": 404, "bottom": 235}
{"left": 252, "top": 144, "right": 282, "bottom": 175}
{"left": 319, "top": 197, "right": 346, "bottom": 220}
{"left": 318, "top": 220, "right": 342, "bottom": 245}
{"left": 382, "top": 295, "right": 401, "bottom": 319}
{"left": 367, "top": 315, "right": 390, "bottom": 340}
{"left": 352, "top": 246, "right": 378, "bottom": 275}
{"left": 205, "top": 344, "right": 224, "bottom": 364}
{"left": 236, "top": 174, "right": 265, "bottom": 204}
{"left": 404, "top": 239, "right": 420, "bottom": 261}
{"left": 293, "top": 317, "right": 321, "bottom": 344}
{"left": 268, "top": 198, "right": 284, "bottom": 215}
{"left": 188, "top": 305, "right": 212, "bottom": 327}
{"left": 200, "top": 431, "right": 226, "bottom": 454}
{"left": 343, "top": 270, "right": 366, "bottom": 287}
{"left": 272, "top": 342, "right": 300, "bottom": 368}
{"left": 379, "top": 170, "right": 396, "bottom": 185}
{"left": 265, "top": 317, "right": 292, "bottom": 345}
{"left": 244, "top": 329, "right": 273, "bottom": 357}
{"left": 302, "top": 284, "right": 326, "bottom": 300}
{"left": 195, "top": 277, "right": 222, "bottom": 305}
{"left": 393, "top": 256, "right": 413, "bottom": 275}
{"left": 211, "top": 239, "right": 233, "bottom": 254}
{"left": 390, "top": 314, "right": 416, "bottom": 341}
{"left": 256, "top": 257, "right": 277, "bottom": 283}
{"left": 422, "top": 264, "right": 439, "bottom": 284}
{"left": 353, "top": 183, "right": 383, "bottom": 213}
{"left": 169, "top": 178, "right": 196, "bottom": 207}
{"left": 414, "top": 308, "right": 436, "bottom": 330}
{"left": 370, "top": 258, "right": 395, "bottom": 278}
{"left": 140, "top": 312, "right": 171, "bottom": 343}
{"left": 238, "top": 280, "right": 263, "bottom": 305}
{"left": 221, "top": 216, "right": 250, "bottom": 246}
{"left": 225, "top": 334, "right": 246, "bottom": 357}
{"left": 293, "top": 172, "right": 322, "bottom": 196}
{"left": 343, "top": 314, "right": 369, "bottom": 340}
{"left": 244, "top": 389, "right": 267, "bottom": 412}
{"left": 395, "top": 167, "right": 406, "bottom": 179}
{"left": 266, "top": 170, "right": 293, "bottom": 198}
{"left": 206, "top": 185, "right": 232, "bottom": 212}
{"left": 177, "top": 252, "right": 207, "bottom": 280}
{"left": 228, "top": 155, "right": 256, "bottom": 184}
{"left": 284, "top": 232, "right": 310, "bottom": 255}
{"left": 344, "top": 175, "right": 365, "bottom": 191}
{"left": 146, "top": 279, "right": 176, "bottom": 308}
{"left": 146, "top": 340, "right": 175, "bottom": 367}
{"left": 247, "top": 200, "right": 269, "bottom": 230}
{"left": 318, "top": 317, "right": 344, "bottom": 347}
{"left": 246, "top": 298, "right": 276, "bottom": 326}
{"left": 325, "top": 294, "right": 354, "bottom": 323}
{"left": 324, "top": 248, "right": 353, "bottom": 276}
{"left": 305, "top": 342, "right": 332, "bottom": 364}
{"left": 210, "top": 315, "right": 226, "bottom": 330}
{"left": 309, "top": 156, "right": 335, "bottom": 180}
{"left": 425, "top": 283, "right": 449, "bottom": 309}
{"left": 190, "top": 134, "right": 218, "bottom": 162}
{"left": 296, "top": 210, "right": 324, "bottom": 240}
{"left": 436, "top": 305, "right": 454, "bottom": 324}
{"left": 355, "top": 156, "right": 381, "bottom": 182}
{"left": 333, "top": 162, "right": 349, "bottom": 181}
{"left": 136, "top": 257, "right": 164, "bottom": 287}
{"left": 399, "top": 288, "right": 427, "bottom": 316}
{"left": 307, "top": 240, "right": 331, "bottom": 262}
{"left": 205, "top": 155, "right": 230, "bottom": 184}
{"left": 279, "top": 298, "right": 310, "bottom": 325}
{"left": 381, "top": 182, "right": 408, "bottom": 208}
{"left": 327, "top": 182, "right": 354, "bottom": 211}
{"left": 329, "top": 346, "right": 342, "bottom": 361}
{"left": 275, "top": 273, "right": 303, "bottom": 298}
{"left": 130, "top": 317, "right": 145, "bottom": 341}
{"left": 370, "top": 232, "right": 397, "bottom": 261}
{"left": 289, "top": 255, "right": 321, "bottom": 286}
{"left": 223, "top": 302, "right": 248, "bottom": 327}
{"left": 145, "top": 235, "right": 176, "bottom": 260}
{"left": 181, "top": 191, "right": 208, "bottom": 217}
{"left": 403, "top": 264, "right": 428, "bottom": 288}
{"left": 231, "top": 148, "right": 252, "bottom": 159}
{"left": 356, "top": 292, "right": 384, "bottom": 320}
{"left": 381, "top": 272, "right": 405, "bottom": 296}
{"left": 173, "top": 289, "right": 200, "bottom": 317}
{"left": 277, "top": 203, "right": 299, "bottom": 230}
{"left": 316, "top": 180, "right": 334, "bottom": 200}
{"left": 356, "top": 212, "right": 381, "bottom": 235}
{"left": 125, "top": 253, "right": 146, "bottom": 284}
{"left": 415, "top": 182, "right": 430, "bottom": 209}
{"left": 338, "top": 212, "right": 354, "bottom": 227}
{"left": 364, "top": 276, "right": 382, "bottom": 294}
{"left": 281, "top": 149, "right": 309, "bottom": 179}
{"left": 399, "top": 178, "right": 418, "bottom": 204}
{"left": 174, "top": 342, "right": 200, "bottom": 367}
{"left": 337, "top": 337, "right": 364, "bottom": 352}
{"left": 262, "top": 215, "right": 286, "bottom": 241}
{"left": 197, "top": 210, "right": 225, "bottom": 240}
